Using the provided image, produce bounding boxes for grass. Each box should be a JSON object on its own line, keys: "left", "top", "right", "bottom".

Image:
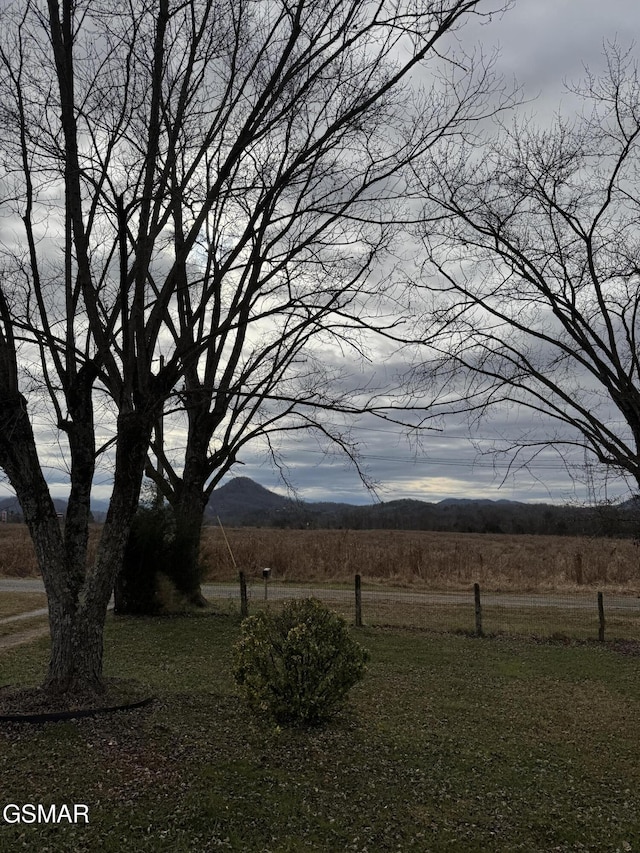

{"left": 0, "top": 591, "right": 46, "bottom": 620}
{"left": 0, "top": 592, "right": 48, "bottom": 640}
{"left": 198, "top": 527, "right": 640, "bottom": 593}
{"left": 1, "top": 613, "right": 640, "bottom": 851}
{"left": 0, "top": 615, "right": 48, "bottom": 640}
{"left": 214, "top": 583, "right": 640, "bottom": 642}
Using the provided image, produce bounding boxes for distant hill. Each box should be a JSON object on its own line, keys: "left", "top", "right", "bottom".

{"left": 0, "top": 496, "right": 24, "bottom": 520}
{"left": 204, "top": 477, "right": 640, "bottom": 536}
{"left": 618, "top": 496, "right": 640, "bottom": 511}
{"left": 0, "top": 496, "right": 103, "bottom": 522}
{"left": 205, "top": 476, "right": 293, "bottom": 521}
{"left": 1, "top": 478, "right": 637, "bottom": 536}
{"left": 205, "top": 476, "right": 352, "bottom": 525}
{"left": 204, "top": 477, "right": 529, "bottom": 526}
{"left": 438, "top": 497, "right": 523, "bottom": 507}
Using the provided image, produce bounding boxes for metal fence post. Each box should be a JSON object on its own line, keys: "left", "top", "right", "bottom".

{"left": 355, "top": 574, "right": 362, "bottom": 627}
{"left": 598, "top": 591, "right": 605, "bottom": 642}
{"left": 239, "top": 571, "right": 248, "bottom": 619}
{"left": 474, "top": 582, "right": 483, "bottom": 637}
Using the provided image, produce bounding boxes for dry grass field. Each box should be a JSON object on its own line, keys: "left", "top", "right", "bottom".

{"left": 1, "top": 523, "right": 639, "bottom": 594}
{"left": 201, "top": 526, "right": 640, "bottom": 593}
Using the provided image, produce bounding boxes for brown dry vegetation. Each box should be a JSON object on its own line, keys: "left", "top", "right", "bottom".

{"left": 0, "top": 524, "right": 102, "bottom": 578}
{"left": 200, "top": 527, "right": 640, "bottom": 593}
{"left": 0, "top": 525, "right": 41, "bottom": 577}
{"left": 1, "top": 523, "right": 639, "bottom": 593}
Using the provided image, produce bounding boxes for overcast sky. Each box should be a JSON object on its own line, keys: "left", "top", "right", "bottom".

{"left": 3, "top": 0, "right": 639, "bottom": 509}
{"left": 239, "top": 0, "right": 640, "bottom": 507}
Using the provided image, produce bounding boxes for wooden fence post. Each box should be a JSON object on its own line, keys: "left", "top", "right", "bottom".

{"left": 239, "top": 571, "right": 248, "bottom": 619}
{"left": 474, "top": 582, "right": 483, "bottom": 637}
{"left": 355, "top": 574, "right": 362, "bottom": 627}
{"left": 598, "top": 591, "right": 605, "bottom": 642}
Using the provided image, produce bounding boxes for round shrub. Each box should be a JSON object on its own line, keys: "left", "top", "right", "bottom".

{"left": 232, "top": 598, "right": 369, "bottom": 726}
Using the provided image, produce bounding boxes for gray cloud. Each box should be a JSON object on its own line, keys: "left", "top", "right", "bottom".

{"left": 3, "top": 0, "right": 638, "bottom": 509}
{"left": 463, "top": 0, "right": 638, "bottom": 115}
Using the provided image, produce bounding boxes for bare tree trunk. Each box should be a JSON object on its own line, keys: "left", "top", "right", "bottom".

{"left": 46, "top": 410, "right": 154, "bottom": 692}
{"left": 62, "top": 365, "right": 97, "bottom": 602}
{"left": 0, "top": 393, "right": 81, "bottom": 691}
{"left": 0, "top": 392, "right": 155, "bottom": 695}
{"left": 160, "top": 404, "right": 212, "bottom": 607}
{"left": 171, "top": 485, "right": 208, "bottom": 607}
{"left": 45, "top": 607, "right": 103, "bottom": 695}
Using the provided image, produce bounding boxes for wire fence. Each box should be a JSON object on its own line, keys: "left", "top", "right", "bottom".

{"left": 204, "top": 575, "right": 640, "bottom": 643}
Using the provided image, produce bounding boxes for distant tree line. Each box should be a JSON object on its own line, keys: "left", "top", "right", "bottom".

{"left": 215, "top": 500, "right": 640, "bottom": 538}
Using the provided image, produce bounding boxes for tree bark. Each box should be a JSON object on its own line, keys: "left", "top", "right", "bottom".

{"left": 162, "top": 403, "right": 213, "bottom": 607}
{"left": 0, "top": 394, "right": 81, "bottom": 692}
{"left": 0, "top": 391, "right": 155, "bottom": 695}
{"left": 170, "top": 484, "right": 208, "bottom": 607}
{"left": 46, "top": 409, "right": 155, "bottom": 692}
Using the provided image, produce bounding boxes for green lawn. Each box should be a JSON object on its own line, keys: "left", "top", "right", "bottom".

{"left": 1, "top": 613, "right": 640, "bottom": 852}
{"left": 226, "top": 584, "right": 640, "bottom": 642}
{"left": 0, "top": 591, "right": 47, "bottom": 620}
{"left": 0, "top": 592, "right": 48, "bottom": 640}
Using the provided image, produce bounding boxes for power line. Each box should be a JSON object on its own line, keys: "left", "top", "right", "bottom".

{"left": 292, "top": 446, "right": 581, "bottom": 471}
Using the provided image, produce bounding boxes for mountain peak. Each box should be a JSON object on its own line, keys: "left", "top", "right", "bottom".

{"left": 220, "top": 476, "right": 277, "bottom": 494}
{"left": 206, "top": 477, "right": 291, "bottom": 521}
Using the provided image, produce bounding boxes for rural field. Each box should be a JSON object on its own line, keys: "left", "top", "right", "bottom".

{"left": 198, "top": 527, "right": 640, "bottom": 592}
{"left": 4, "top": 524, "right": 640, "bottom": 643}
{"left": 1, "top": 524, "right": 639, "bottom": 594}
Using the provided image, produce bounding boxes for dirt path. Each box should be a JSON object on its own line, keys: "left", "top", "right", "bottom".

{"left": 0, "top": 624, "right": 49, "bottom": 650}
{"left": 1, "top": 607, "right": 48, "bottom": 624}
{"left": 0, "top": 605, "right": 50, "bottom": 650}
{"left": 1, "top": 580, "right": 639, "bottom": 653}
{"left": 3, "top": 577, "right": 640, "bottom": 611}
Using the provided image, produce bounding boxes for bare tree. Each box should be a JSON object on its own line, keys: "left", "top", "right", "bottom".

{"left": 412, "top": 43, "right": 640, "bottom": 497}
{"left": 130, "top": 0, "right": 513, "bottom": 605}
{"left": 0, "top": 0, "right": 200, "bottom": 693}
{"left": 0, "top": 0, "right": 509, "bottom": 699}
